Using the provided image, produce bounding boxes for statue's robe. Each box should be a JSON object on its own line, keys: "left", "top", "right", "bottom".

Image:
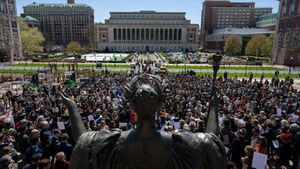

{"left": 70, "top": 129, "right": 226, "bottom": 169}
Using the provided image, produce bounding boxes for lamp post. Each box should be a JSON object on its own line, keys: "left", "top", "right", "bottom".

{"left": 245, "top": 57, "right": 248, "bottom": 77}
{"left": 184, "top": 49, "right": 189, "bottom": 74}
{"left": 103, "top": 57, "right": 107, "bottom": 71}
{"left": 289, "top": 56, "right": 294, "bottom": 75}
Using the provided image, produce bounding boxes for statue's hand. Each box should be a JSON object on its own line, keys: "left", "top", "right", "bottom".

{"left": 59, "top": 92, "right": 77, "bottom": 110}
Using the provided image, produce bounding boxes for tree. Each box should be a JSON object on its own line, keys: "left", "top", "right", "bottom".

{"left": 245, "top": 34, "right": 268, "bottom": 57}
{"left": 19, "top": 18, "right": 45, "bottom": 56}
{"left": 261, "top": 34, "right": 274, "bottom": 57}
{"left": 224, "top": 35, "right": 243, "bottom": 55}
{"left": 66, "top": 41, "right": 81, "bottom": 54}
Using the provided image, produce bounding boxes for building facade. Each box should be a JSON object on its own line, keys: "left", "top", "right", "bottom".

{"left": 95, "top": 11, "right": 199, "bottom": 52}
{"left": 22, "top": 16, "right": 41, "bottom": 29}
{"left": 205, "top": 28, "right": 274, "bottom": 51}
{"left": 256, "top": 13, "right": 277, "bottom": 31}
{"left": 272, "top": 0, "right": 300, "bottom": 66}
{"left": 0, "top": 0, "right": 22, "bottom": 62}
{"left": 23, "top": 2, "right": 94, "bottom": 47}
{"left": 201, "top": 0, "right": 272, "bottom": 33}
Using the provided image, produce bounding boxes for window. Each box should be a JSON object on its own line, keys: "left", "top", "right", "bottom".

{"left": 169, "top": 29, "right": 173, "bottom": 40}
{"left": 277, "top": 33, "right": 283, "bottom": 47}
{"left": 127, "top": 28, "right": 131, "bottom": 40}
{"left": 178, "top": 29, "right": 182, "bottom": 41}
{"left": 136, "top": 29, "right": 140, "bottom": 40}
{"left": 150, "top": 29, "right": 154, "bottom": 40}
{"left": 160, "top": 29, "right": 163, "bottom": 40}
{"left": 292, "top": 32, "right": 299, "bottom": 47}
{"left": 290, "top": 0, "right": 295, "bottom": 16}
{"left": 132, "top": 29, "right": 135, "bottom": 40}
{"left": 122, "top": 28, "right": 126, "bottom": 40}
{"left": 284, "top": 32, "right": 290, "bottom": 47}
{"left": 164, "top": 29, "right": 168, "bottom": 40}
{"left": 141, "top": 28, "right": 144, "bottom": 40}
{"left": 113, "top": 28, "right": 117, "bottom": 40}
{"left": 155, "top": 29, "right": 159, "bottom": 41}
{"left": 146, "top": 28, "right": 149, "bottom": 41}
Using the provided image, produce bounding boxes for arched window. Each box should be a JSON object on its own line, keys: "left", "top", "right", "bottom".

{"left": 292, "top": 32, "right": 299, "bottom": 46}
{"left": 277, "top": 33, "right": 283, "bottom": 47}
{"left": 284, "top": 32, "right": 290, "bottom": 47}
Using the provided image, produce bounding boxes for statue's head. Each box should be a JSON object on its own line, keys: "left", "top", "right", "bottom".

{"left": 125, "top": 74, "right": 162, "bottom": 118}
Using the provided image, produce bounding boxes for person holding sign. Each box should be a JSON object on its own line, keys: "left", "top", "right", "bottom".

{"left": 241, "top": 146, "right": 254, "bottom": 169}
{"left": 276, "top": 134, "right": 293, "bottom": 168}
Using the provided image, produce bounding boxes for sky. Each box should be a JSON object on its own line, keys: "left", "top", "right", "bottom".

{"left": 17, "top": 0, "right": 279, "bottom": 25}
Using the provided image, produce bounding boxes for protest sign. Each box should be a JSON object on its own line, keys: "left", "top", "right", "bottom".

{"left": 252, "top": 152, "right": 268, "bottom": 169}
{"left": 57, "top": 122, "right": 66, "bottom": 130}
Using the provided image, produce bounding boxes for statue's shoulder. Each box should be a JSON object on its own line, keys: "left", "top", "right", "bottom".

{"left": 172, "top": 132, "right": 224, "bottom": 151}
{"left": 70, "top": 130, "right": 122, "bottom": 169}
{"left": 172, "top": 132, "right": 226, "bottom": 169}
{"left": 77, "top": 129, "right": 121, "bottom": 147}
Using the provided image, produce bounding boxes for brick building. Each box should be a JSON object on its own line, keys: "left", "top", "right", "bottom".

{"left": 201, "top": 0, "right": 272, "bottom": 33}
{"left": 272, "top": 0, "right": 300, "bottom": 66}
{"left": 23, "top": 0, "right": 94, "bottom": 47}
{"left": 0, "top": 0, "right": 22, "bottom": 62}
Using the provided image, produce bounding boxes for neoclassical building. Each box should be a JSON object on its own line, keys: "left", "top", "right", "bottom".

{"left": 95, "top": 11, "right": 199, "bottom": 52}
{"left": 272, "top": 0, "right": 300, "bottom": 66}
{"left": 0, "top": 0, "right": 22, "bottom": 62}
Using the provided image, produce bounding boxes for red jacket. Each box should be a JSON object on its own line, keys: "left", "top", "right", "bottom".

{"left": 54, "top": 160, "right": 70, "bottom": 169}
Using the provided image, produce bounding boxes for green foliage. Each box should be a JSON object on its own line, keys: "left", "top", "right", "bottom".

{"left": 261, "top": 34, "right": 274, "bottom": 57}
{"left": 224, "top": 35, "right": 243, "bottom": 55}
{"left": 245, "top": 34, "right": 268, "bottom": 56}
{"left": 19, "top": 18, "right": 45, "bottom": 56}
{"left": 66, "top": 41, "right": 81, "bottom": 54}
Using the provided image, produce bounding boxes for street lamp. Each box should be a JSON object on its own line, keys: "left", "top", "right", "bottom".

{"left": 245, "top": 57, "right": 248, "bottom": 77}
{"left": 184, "top": 49, "right": 189, "bottom": 73}
{"left": 103, "top": 56, "right": 107, "bottom": 71}
{"left": 289, "top": 56, "right": 294, "bottom": 75}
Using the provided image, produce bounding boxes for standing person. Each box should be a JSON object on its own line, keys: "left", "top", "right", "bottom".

{"left": 53, "top": 152, "right": 70, "bottom": 169}
{"left": 254, "top": 136, "right": 268, "bottom": 155}
{"left": 16, "top": 126, "right": 30, "bottom": 166}
{"left": 241, "top": 146, "right": 254, "bottom": 169}
{"left": 39, "top": 121, "right": 51, "bottom": 157}
{"left": 0, "top": 155, "right": 14, "bottom": 169}
{"left": 276, "top": 134, "right": 293, "bottom": 168}
{"left": 22, "top": 153, "right": 42, "bottom": 169}
{"left": 50, "top": 129, "right": 61, "bottom": 165}
{"left": 54, "top": 134, "right": 73, "bottom": 161}
{"left": 290, "top": 124, "right": 300, "bottom": 169}
{"left": 25, "top": 137, "right": 44, "bottom": 163}
{"left": 227, "top": 129, "right": 247, "bottom": 169}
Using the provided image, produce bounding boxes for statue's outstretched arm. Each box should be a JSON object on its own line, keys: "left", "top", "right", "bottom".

{"left": 205, "top": 88, "right": 219, "bottom": 136}
{"left": 60, "top": 92, "right": 86, "bottom": 141}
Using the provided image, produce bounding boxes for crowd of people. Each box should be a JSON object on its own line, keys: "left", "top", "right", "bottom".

{"left": 0, "top": 71, "right": 299, "bottom": 169}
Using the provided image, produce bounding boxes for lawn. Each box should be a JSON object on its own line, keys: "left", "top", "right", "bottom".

{"left": 12, "top": 63, "right": 129, "bottom": 69}
{"left": 165, "top": 65, "right": 283, "bottom": 71}
{"left": 12, "top": 63, "right": 283, "bottom": 71}
{"left": 0, "top": 69, "right": 38, "bottom": 74}
{"left": 191, "top": 72, "right": 299, "bottom": 78}
{"left": 0, "top": 69, "right": 298, "bottom": 79}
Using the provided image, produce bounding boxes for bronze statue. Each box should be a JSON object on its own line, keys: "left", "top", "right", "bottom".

{"left": 60, "top": 73, "right": 226, "bottom": 169}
